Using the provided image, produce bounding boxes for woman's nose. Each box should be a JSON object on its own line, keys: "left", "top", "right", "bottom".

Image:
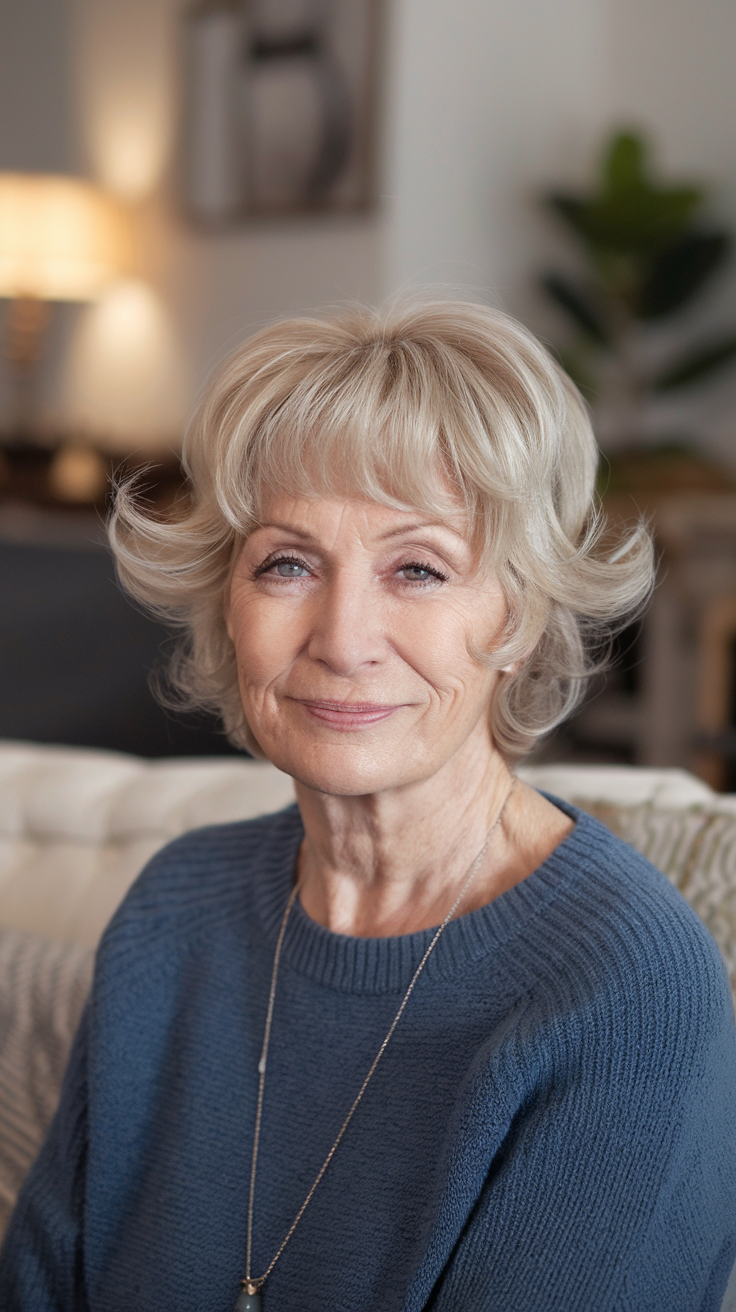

{"left": 306, "top": 572, "right": 386, "bottom": 677}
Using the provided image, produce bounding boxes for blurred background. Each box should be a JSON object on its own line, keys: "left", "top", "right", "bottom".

{"left": 1, "top": 0, "right": 735, "bottom": 784}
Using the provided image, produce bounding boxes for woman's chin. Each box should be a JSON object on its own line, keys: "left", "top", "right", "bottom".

{"left": 260, "top": 733, "right": 426, "bottom": 798}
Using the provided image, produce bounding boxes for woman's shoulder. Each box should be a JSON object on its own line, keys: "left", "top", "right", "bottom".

{"left": 97, "top": 802, "right": 303, "bottom": 962}
{"left": 532, "top": 801, "right": 733, "bottom": 1034}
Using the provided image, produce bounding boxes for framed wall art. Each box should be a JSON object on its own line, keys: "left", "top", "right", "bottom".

{"left": 181, "top": 0, "right": 382, "bottom": 224}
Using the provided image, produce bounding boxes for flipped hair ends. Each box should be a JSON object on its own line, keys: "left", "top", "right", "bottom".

{"left": 110, "top": 299, "right": 654, "bottom": 760}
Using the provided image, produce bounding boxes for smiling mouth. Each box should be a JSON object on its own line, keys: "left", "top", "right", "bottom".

{"left": 296, "top": 699, "right": 404, "bottom": 729}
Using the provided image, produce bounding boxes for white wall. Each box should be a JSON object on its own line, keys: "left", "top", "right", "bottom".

{"left": 0, "top": 0, "right": 77, "bottom": 174}
{"left": 381, "top": 0, "right": 606, "bottom": 319}
{"left": 602, "top": 0, "right": 736, "bottom": 178}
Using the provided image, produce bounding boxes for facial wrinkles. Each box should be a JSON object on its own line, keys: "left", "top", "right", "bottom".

{"left": 229, "top": 496, "right": 505, "bottom": 745}
{"left": 253, "top": 492, "right": 470, "bottom": 564}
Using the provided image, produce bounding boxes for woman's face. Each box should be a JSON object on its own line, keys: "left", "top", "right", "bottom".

{"left": 227, "top": 493, "right": 509, "bottom": 796}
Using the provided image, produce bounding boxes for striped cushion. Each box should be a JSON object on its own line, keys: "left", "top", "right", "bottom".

{"left": 0, "top": 928, "right": 92, "bottom": 1237}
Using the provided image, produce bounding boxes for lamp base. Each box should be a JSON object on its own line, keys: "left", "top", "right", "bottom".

{"left": 5, "top": 295, "right": 51, "bottom": 442}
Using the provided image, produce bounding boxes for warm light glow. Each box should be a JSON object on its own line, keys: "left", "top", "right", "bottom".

{"left": 0, "top": 173, "right": 132, "bottom": 300}
{"left": 62, "top": 280, "right": 189, "bottom": 450}
{"left": 93, "top": 110, "right": 170, "bottom": 200}
{"left": 48, "top": 445, "right": 108, "bottom": 503}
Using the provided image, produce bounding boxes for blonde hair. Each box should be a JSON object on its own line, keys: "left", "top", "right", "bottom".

{"left": 110, "top": 300, "right": 653, "bottom": 759}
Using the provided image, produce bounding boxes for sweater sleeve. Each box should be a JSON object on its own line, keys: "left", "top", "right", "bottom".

{"left": 424, "top": 926, "right": 736, "bottom": 1312}
{"left": 612, "top": 973, "right": 736, "bottom": 1312}
{"left": 0, "top": 1004, "right": 90, "bottom": 1311}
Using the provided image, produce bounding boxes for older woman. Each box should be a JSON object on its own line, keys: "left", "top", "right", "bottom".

{"left": 2, "top": 302, "right": 735, "bottom": 1312}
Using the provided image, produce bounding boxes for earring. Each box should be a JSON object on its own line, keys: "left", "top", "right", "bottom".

{"left": 500, "top": 664, "right": 515, "bottom": 673}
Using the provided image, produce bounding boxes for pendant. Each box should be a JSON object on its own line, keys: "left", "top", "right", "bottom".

{"left": 234, "top": 1280, "right": 262, "bottom": 1311}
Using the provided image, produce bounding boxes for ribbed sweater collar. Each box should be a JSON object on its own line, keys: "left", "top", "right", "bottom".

{"left": 250, "top": 798, "right": 592, "bottom": 996}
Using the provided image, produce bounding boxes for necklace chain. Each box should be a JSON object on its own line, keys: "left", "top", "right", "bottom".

{"left": 242, "top": 778, "right": 516, "bottom": 1297}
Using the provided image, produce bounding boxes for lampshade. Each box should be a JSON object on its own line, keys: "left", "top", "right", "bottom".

{"left": 0, "top": 173, "right": 131, "bottom": 301}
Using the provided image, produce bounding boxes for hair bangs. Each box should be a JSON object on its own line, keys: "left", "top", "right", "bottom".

{"left": 221, "top": 335, "right": 481, "bottom": 533}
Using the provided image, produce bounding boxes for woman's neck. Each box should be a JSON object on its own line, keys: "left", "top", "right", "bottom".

{"left": 294, "top": 737, "right": 518, "bottom": 937}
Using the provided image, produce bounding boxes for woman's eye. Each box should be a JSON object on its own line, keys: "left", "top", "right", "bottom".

{"left": 398, "top": 562, "right": 447, "bottom": 584}
{"left": 273, "top": 558, "right": 309, "bottom": 577}
{"left": 255, "top": 556, "right": 311, "bottom": 579}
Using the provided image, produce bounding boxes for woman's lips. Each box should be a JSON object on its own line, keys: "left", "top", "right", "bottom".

{"left": 296, "top": 699, "right": 404, "bottom": 729}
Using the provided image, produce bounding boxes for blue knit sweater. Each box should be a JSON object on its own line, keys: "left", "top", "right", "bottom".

{"left": 1, "top": 799, "right": 735, "bottom": 1312}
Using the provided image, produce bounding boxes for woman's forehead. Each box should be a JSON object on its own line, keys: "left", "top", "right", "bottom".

{"left": 253, "top": 490, "right": 471, "bottom": 541}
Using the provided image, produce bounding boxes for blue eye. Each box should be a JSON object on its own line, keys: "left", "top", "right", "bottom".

{"left": 253, "top": 555, "right": 311, "bottom": 580}
{"left": 399, "top": 561, "right": 447, "bottom": 584}
{"left": 273, "top": 558, "right": 308, "bottom": 577}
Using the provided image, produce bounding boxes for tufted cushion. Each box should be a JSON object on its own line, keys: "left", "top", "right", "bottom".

{"left": 0, "top": 741, "right": 297, "bottom": 946}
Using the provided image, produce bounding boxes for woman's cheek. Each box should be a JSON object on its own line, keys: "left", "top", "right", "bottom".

{"left": 393, "top": 596, "right": 473, "bottom": 669}
{"left": 233, "top": 591, "right": 308, "bottom": 690}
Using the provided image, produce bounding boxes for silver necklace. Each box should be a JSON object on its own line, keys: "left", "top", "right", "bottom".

{"left": 235, "top": 779, "right": 516, "bottom": 1311}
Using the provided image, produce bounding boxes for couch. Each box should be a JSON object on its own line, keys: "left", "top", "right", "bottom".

{"left": 1, "top": 740, "right": 735, "bottom": 1306}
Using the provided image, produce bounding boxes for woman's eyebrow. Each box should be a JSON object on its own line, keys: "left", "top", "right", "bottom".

{"left": 254, "top": 522, "right": 315, "bottom": 539}
{"left": 376, "top": 521, "right": 465, "bottom": 542}
{"left": 254, "top": 520, "right": 461, "bottom": 543}
{"left": 251, "top": 519, "right": 468, "bottom": 562}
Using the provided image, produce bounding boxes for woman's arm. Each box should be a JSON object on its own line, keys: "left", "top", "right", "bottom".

{"left": 408, "top": 936, "right": 736, "bottom": 1312}
{"left": 0, "top": 1005, "right": 90, "bottom": 1311}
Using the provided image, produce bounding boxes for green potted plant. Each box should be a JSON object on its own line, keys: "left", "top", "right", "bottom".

{"left": 540, "top": 129, "right": 736, "bottom": 488}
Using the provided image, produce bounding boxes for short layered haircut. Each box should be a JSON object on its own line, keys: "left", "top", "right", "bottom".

{"left": 110, "top": 300, "right": 654, "bottom": 759}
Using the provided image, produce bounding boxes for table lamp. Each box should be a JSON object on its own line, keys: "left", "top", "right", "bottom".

{"left": 0, "top": 173, "right": 131, "bottom": 443}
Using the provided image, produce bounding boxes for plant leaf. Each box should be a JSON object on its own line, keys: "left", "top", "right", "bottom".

{"left": 640, "top": 232, "right": 731, "bottom": 318}
{"left": 584, "top": 191, "right": 702, "bottom": 252}
{"left": 545, "top": 188, "right": 702, "bottom": 256}
{"left": 603, "top": 132, "right": 648, "bottom": 193}
{"left": 545, "top": 128, "right": 705, "bottom": 259}
{"left": 545, "top": 194, "right": 593, "bottom": 238}
{"left": 541, "top": 273, "right": 610, "bottom": 343}
{"left": 652, "top": 333, "right": 736, "bottom": 390}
